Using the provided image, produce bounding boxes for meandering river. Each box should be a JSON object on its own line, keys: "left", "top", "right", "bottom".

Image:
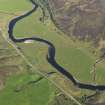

{"left": 8, "top": 0, "right": 105, "bottom": 91}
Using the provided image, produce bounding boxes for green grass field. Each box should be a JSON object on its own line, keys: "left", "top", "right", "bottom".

{"left": 0, "top": 28, "right": 56, "bottom": 105}
{"left": 0, "top": 0, "right": 31, "bottom": 12}
{"left": 0, "top": 0, "right": 57, "bottom": 105}
{"left": 1, "top": 0, "right": 105, "bottom": 104}
{"left": 13, "top": 7, "right": 105, "bottom": 84}
{"left": 0, "top": 73, "right": 55, "bottom": 105}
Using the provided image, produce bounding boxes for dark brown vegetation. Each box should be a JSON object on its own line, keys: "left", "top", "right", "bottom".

{"left": 48, "top": 0, "right": 105, "bottom": 47}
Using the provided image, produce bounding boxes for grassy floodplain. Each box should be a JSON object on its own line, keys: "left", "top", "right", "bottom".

{"left": 0, "top": 25, "right": 55, "bottom": 105}
{"left": 0, "top": 0, "right": 31, "bottom": 12}
{"left": 14, "top": 6, "right": 105, "bottom": 85}
{"left": 0, "top": 0, "right": 57, "bottom": 105}
{"left": 1, "top": 0, "right": 105, "bottom": 104}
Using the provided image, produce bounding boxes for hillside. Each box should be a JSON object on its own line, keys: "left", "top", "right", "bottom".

{"left": 48, "top": 0, "right": 105, "bottom": 48}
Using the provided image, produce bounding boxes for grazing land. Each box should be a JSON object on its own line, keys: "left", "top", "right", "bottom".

{"left": 1, "top": 0, "right": 105, "bottom": 105}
